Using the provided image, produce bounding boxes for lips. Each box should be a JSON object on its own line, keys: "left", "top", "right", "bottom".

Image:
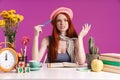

{"left": 60, "top": 26, "right": 65, "bottom": 29}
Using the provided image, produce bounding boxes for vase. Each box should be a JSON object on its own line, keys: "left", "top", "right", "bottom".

{"left": 86, "top": 54, "right": 99, "bottom": 69}
{"left": 5, "top": 35, "right": 15, "bottom": 49}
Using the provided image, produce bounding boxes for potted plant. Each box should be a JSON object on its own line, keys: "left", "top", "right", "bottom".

{"left": 86, "top": 37, "right": 99, "bottom": 69}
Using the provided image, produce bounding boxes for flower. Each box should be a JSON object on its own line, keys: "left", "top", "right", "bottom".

{"left": 22, "top": 36, "right": 30, "bottom": 46}
{"left": 0, "top": 9, "right": 24, "bottom": 43}
{"left": 0, "top": 20, "right": 5, "bottom": 27}
{"left": 21, "top": 36, "right": 30, "bottom": 56}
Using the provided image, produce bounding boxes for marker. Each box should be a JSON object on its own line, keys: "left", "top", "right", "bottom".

{"left": 43, "top": 20, "right": 51, "bottom": 26}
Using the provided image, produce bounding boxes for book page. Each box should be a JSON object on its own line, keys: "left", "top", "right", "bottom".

{"left": 63, "top": 62, "right": 79, "bottom": 68}
{"left": 47, "top": 62, "right": 79, "bottom": 68}
{"left": 47, "top": 63, "right": 64, "bottom": 68}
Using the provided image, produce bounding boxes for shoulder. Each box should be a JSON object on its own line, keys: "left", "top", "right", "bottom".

{"left": 41, "top": 36, "right": 50, "bottom": 46}
{"left": 42, "top": 36, "right": 52, "bottom": 42}
{"left": 42, "top": 36, "right": 49, "bottom": 41}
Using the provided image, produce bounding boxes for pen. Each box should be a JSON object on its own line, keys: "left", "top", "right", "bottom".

{"left": 43, "top": 20, "right": 51, "bottom": 26}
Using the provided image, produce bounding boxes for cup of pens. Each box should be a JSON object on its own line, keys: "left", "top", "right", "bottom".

{"left": 18, "top": 55, "right": 27, "bottom": 64}
{"left": 18, "top": 36, "right": 29, "bottom": 66}
{"left": 18, "top": 47, "right": 28, "bottom": 65}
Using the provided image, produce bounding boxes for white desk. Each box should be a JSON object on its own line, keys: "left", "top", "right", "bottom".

{"left": 0, "top": 64, "right": 120, "bottom": 80}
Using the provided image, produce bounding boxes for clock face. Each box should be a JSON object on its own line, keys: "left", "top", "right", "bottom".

{"left": 0, "top": 48, "right": 18, "bottom": 72}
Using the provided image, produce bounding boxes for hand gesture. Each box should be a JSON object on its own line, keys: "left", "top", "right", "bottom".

{"left": 34, "top": 25, "right": 43, "bottom": 36}
{"left": 79, "top": 23, "right": 91, "bottom": 38}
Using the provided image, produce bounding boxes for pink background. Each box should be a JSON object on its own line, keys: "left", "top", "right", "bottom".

{"left": 0, "top": 0, "right": 120, "bottom": 61}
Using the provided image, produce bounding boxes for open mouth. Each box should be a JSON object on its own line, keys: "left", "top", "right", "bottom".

{"left": 60, "top": 26, "right": 65, "bottom": 29}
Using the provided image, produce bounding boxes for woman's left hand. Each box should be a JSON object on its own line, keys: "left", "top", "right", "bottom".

{"left": 79, "top": 23, "right": 91, "bottom": 38}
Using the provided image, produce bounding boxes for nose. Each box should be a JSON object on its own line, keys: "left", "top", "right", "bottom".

{"left": 60, "top": 20, "right": 64, "bottom": 25}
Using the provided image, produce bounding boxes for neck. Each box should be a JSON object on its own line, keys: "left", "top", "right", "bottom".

{"left": 60, "top": 32, "right": 66, "bottom": 36}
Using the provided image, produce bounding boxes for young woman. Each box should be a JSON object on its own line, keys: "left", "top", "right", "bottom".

{"left": 32, "top": 7, "right": 91, "bottom": 64}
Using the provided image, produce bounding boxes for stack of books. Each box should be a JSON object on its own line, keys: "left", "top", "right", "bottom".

{"left": 99, "top": 53, "right": 120, "bottom": 74}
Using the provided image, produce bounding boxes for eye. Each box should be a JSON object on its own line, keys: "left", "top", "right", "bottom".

{"left": 64, "top": 19, "right": 68, "bottom": 22}
{"left": 56, "top": 19, "right": 61, "bottom": 22}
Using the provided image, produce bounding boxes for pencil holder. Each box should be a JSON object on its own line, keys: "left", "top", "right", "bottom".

{"left": 18, "top": 56, "right": 27, "bottom": 65}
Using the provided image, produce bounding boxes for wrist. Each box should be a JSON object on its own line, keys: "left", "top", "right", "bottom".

{"left": 78, "top": 36, "right": 83, "bottom": 40}
{"left": 34, "top": 31, "right": 40, "bottom": 37}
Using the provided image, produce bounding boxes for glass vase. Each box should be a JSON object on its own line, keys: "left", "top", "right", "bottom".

{"left": 5, "top": 35, "right": 15, "bottom": 49}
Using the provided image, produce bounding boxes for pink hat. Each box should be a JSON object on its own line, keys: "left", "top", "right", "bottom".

{"left": 50, "top": 7, "right": 73, "bottom": 20}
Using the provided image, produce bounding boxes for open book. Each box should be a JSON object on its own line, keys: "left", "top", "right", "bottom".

{"left": 47, "top": 62, "right": 79, "bottom": 68}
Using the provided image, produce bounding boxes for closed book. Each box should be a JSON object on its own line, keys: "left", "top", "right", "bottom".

{"left": 102, "top": 66, "right": 120, "bottom": 74}
{"left": 102, "top": 60, "right": 120, "bottom": 67}
{"left": 104, "top": 64, "right": 120, "bottom": 70}
{"left": 99, "top": 56, "right": 120, "bottom": 62}
{"left": 100, "top": 53, "right": 120, "bottom": 59}
{"left": 47, "top": 62, "right": 79, "bottom": 68}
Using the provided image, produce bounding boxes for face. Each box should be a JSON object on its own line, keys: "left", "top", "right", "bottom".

{"left": 56, "top": 14, "right": 69, "bottom": 33}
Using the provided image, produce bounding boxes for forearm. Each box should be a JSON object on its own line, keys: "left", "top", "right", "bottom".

{"left": 32, "top": 34, "right": 39, "bottom": 60}
{"left": 77, "top": 37, "right": 86, "bottom": 64}
{"left": 76, "top": 24, "right": 91, "bottom": 64}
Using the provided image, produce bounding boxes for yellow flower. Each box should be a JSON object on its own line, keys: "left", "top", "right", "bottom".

{"left": 0, "top": 11, "right": 9, "bottom": 19}
{"left": 12, "top": 17, "right": 18, "bottom": 25}
{"left": 19, "top": 15, "right": 24, "bottom": 22}
{"left": 8, "top": 9, "right": 16, "bottom": 14}
{"left": 0, "top": 10, "right": 8, "bottom": 16}
{"left": 0, "top": 9, "right": 24, "bottom": 44}
{"left": 0, "top": 9, "right": 24, "bottom": 34}
{"left": 15, "top": 14, "right": 20, "bottom": 21}
{"left": 9, "top": 14, "right": 16, "bottom": 19}
{"left": 0, "top": 20, "right": 5, "bottom": 27}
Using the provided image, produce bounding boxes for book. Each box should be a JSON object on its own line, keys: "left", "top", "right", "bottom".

{"left": 99, "top": 53, "right": 120, "bottom": 74}
{"left": 104, "top": 64, "right": 120, "bottom": 70}
{"left": 47, "top": 62, "right": 79, "bottom": 68}
{"left": 99, "top": 55, "right": 120, "bottom": 62}
{"left": 102, "top": 60, "right": 120, "bottom": 67}
{"left": 102, "top": 66, "right": 120, "bottom": 74}
{"left": 100, "top": 53, "right": 120, "bottom": 59}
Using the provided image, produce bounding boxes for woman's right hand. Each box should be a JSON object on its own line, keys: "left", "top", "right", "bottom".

{"left": 34, "top": 25, "right": 43, "bottom": 36}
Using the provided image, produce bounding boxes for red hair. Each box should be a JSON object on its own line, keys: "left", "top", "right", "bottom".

{"left": 48, "top": 13, "right": 78, "bottom": 62}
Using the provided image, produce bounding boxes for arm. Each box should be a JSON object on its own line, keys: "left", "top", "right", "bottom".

{"left": 32, "top": 25, "right": 49, "bottom": 61}
{"left": 75, "top": 24, "right": 91, "bottom": 64}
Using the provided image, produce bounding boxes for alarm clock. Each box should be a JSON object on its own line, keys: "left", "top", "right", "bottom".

{"left": 0, "top": 48, "right": 18, "bottom": 72}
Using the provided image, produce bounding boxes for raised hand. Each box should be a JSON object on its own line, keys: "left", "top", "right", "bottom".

{"left": 79, "top": 23, "right": 91, "bottom": 38}
{"left": 34, "top": 25, "right": 43, "bottom": 36}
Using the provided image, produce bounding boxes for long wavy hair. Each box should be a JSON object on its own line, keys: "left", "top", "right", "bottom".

{"left": 48, "top": 13, "right": 78, "bottom": 62}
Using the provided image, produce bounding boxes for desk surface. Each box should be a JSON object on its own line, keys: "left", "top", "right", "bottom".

{"left": 0, "top": 64, "right": 120, "bottom": 80}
